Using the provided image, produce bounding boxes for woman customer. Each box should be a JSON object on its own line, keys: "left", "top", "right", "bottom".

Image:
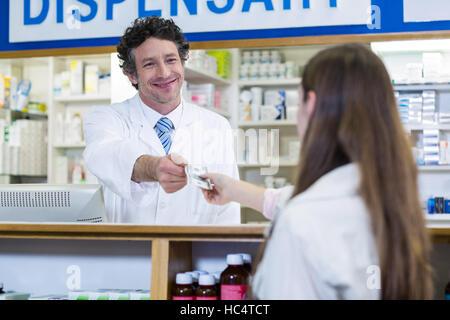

{"left": 201, "top": 44, "right": 433, "bottom": 299}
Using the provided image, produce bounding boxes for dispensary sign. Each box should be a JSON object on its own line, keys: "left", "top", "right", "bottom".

{"left": 9, "top": 0, "right": 370, "bottom": 43}
{"left": 3, "top": 0, "right": 450, "bottom": 52}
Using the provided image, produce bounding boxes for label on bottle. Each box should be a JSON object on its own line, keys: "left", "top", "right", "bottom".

{"left": 220, "top": 284, "right": 247, "bottom": 300}
{"left": 172, "top": 296, "right": 195, "bottom": 300}
{"left": 446, "top": 294, "right": 450, "bottom": 300}
{"left": 196, "top": 296, "right": 218, "bottom": 300}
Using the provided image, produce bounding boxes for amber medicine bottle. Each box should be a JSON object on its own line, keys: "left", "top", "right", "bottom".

{"left": 172, "top": 273, "right": 195, "bottom": 300}
{"left": 220, "top": 254, "right": 249, "bottom": 300}
{"left": 196, "top": 274, "right": 218, "bottom": 300}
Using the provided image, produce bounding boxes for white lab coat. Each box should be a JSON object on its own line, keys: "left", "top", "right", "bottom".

{"left": 83, "top": 94, "right": 240, "bottom": 224}
{"left": 252, "top": 163, "right": 380, "bottom": 299}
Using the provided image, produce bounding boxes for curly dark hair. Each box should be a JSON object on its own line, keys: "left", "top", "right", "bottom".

{"left": 117, "top": 16, "right": 190, "bottom": 89}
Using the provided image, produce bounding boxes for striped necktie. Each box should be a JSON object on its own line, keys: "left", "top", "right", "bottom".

{"left": 154, "top": 117, "right": 174, "bottom": 155}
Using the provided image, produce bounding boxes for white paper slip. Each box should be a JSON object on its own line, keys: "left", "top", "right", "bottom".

{"left": 185, "top": 165, "right": 214, "bottom": 190}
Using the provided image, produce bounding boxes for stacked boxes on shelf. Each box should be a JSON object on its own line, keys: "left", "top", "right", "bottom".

{"left": 423, "top": 129, "right": 440, "bottom": 165}
{"left": 395, "top": 90, "right": 438, "bottom": 125}
{"left": 422, "top": 90, "right": 436, "bottom": 124}
{"left": 183, "top": 82, "right": 226, "bottom": 112}
{"left": 186, "top": 83, "right": 215, "bottom": 109}
{"left": 54, "top": 60, "right": 110, "bottom": 97}
{"left": 239, "top": 87, "right": 298, "bottom": 122}
{"left": 413, "top": 130, "right": 450, "bottom": 166}
{"left": 0, "top": 75, "right": 11, "bottom": 109}
{"left": 186, "top": 50, "right": 218, "bottom": 76}
{"left": 206, "top": 50, "right": 231, "bottom": 79}
{"left": 8, "top": 120, "right": 47, "bottom": 176}
{"left": 396, "top": 92, "right": 423, "bottom": 125}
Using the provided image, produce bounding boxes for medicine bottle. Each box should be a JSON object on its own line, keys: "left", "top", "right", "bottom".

{"left": 220, "top": 254, "right": 249, "bottom": 300}
{"left": 238, "top": 253, "right": 253, "bottom": 274}
{"left": 172, "top": 273, "right": 195, "bottom": 300}
{"left": 196, "top": 274, "right": 218, "bottom": 300}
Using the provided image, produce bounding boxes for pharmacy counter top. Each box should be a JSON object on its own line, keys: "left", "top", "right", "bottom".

{"left": 0, "top": 223, "right": 268, "bottom": 242}
{"left": 0, "top": 223, "right": 448, "bottom": 242}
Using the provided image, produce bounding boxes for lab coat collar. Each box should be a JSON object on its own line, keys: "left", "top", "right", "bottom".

{"left": 129, "top": 94, "right": 196, "bottom": 156}
{"left": 138, "top": 95, "right": 183, "bottom": 130}
{"left": 130, "top": 93, "right": 195, "bottom": 128}
{"left": 295, "top": 163, "right": 360, "bottom": 202}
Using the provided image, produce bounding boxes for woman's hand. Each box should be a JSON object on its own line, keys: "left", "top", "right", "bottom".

{"left": 200, "top": 173, "right": 237, "bottom": 206}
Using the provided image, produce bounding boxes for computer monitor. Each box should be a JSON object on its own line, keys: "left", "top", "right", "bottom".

{"left": 0, "top": 184, "right": 108, "bottom": 223}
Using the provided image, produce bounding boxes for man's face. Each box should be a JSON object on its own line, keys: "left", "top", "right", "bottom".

{"left": 128, "top": 37, "right": 184, "bottom": 114}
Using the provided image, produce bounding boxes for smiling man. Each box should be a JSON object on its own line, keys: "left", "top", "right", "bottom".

{"left": 82, "top": 17, "right": 240, "bottom": 225}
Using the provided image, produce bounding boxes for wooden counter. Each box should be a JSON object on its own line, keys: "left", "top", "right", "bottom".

{"left": 0, "top": 223, "right": 267, "bottom": 242}
{"left": 0, "top": 223, "right": 448, "bottom": 299}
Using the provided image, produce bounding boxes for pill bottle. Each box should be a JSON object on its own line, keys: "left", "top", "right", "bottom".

{"left": 242, "top": 51, "right": 252, "bottom": 65}
{"left": 261, "top": 50, "right": 270, "bottom": 64}
{"left": 251, "top": 50, "right": 261, "bottom": 64}
{"left": 270, "top": 50, "right": 281, "bottom": 63}
{"left": 172, "top": 273, "right": 195, "bottom": 300}
{"left": 220, "top": 254, "right": 249, "bottom": 300}
{"left": 196, "top": 274, "right": 218, "bottom": 300}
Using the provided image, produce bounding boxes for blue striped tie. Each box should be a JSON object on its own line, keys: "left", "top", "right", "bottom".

{"left": 154, "top": 117, "right": 174, "bottom": 155}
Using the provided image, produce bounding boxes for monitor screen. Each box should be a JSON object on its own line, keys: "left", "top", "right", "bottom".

{"left": 0, "top": 184, "right": 107, "bottom": 223}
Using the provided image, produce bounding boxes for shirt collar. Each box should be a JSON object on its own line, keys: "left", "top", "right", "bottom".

{"left": 138, "top": 95, "right": 184, "bottom": 130}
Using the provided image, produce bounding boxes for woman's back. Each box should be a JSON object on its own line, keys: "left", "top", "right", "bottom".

{"left": 253, "top": 163, "right": 380, "bottom": 299}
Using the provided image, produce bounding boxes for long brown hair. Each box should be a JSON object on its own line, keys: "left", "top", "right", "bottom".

{"left": 288, "top": 43, "right": 432, "bottom": 299}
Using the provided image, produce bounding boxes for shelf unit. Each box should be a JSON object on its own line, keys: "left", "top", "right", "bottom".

{"left": 0, "top": 57, "right": 51, "bottom": 184}
{"left": 48, "top": 54, "right": 112, "bottom": 184}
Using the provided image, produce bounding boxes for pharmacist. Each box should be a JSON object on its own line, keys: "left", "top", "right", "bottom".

{"left": 83, "top": 17, "right": 239, "bottom": 224}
